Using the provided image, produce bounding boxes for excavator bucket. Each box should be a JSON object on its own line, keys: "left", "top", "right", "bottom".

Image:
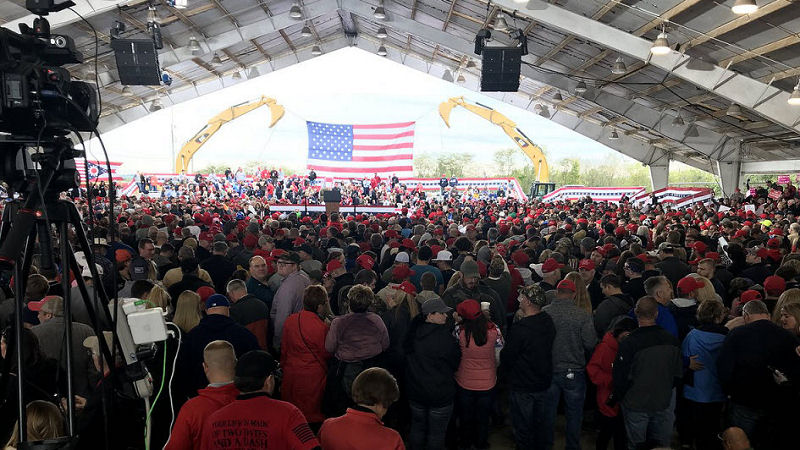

{"left": 438, "top": 98, "right": 458, "bottom": 128}
{"left": 267, "top": 100, "right": 285, "bottom": 128}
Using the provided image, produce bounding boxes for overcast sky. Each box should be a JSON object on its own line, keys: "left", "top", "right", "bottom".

{"left": 89, "top": 47, "right": 630, "bottom": 174}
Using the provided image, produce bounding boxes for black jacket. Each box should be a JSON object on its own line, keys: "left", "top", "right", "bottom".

{"left": 167, "top": 274, "right": 212, "bottom": 301}
{"left": 655, "top": 257, "right": 691, "bottom": 292}
{"left": 201, "top": 254, "right": 237, "bottom": 294}
{"left": 740, "top": 262, "right": 772, "bottom": 287}
{"left": 500, "top": 312, "right": 555, "bottom": 393}
{"left": 717, "top": 319, "right": 800, "bottom": 409}
{"left": 404, "top": 316, "right": 461, "bottom": 407}
{"left": 613, "top": 325, "right": 682, "bottom": 412}
{"left": 177, "top": 314, "right": 259, "bottom": 399}
{"left": 593, "top": 293, "right": 635, "bottom": 338}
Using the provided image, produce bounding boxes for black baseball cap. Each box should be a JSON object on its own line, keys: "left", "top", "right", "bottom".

{"left": 236, "top": 350, "right": 278, "bottom": 379}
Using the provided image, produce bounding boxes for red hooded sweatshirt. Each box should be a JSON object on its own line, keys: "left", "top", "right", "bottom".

{"left": 587, "top": 332, "right": 620, "bottom": 418}
{"left": 164, "top": 383, "right": 239, "bottom": 450}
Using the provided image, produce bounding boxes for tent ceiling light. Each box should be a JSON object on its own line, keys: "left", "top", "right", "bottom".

{"left": 289, "top": 3, "right": 303, "bottom": 19}
{"left": 732, "top": 0, "right": 758, "bottom": 15}
{"left": 574, "top": 81, "right": 587, "bottom": 94}
{"left": 377, "top": 45, "right": 388, "bottom": 56}
{"left": 650, "top": 32, "right": 670, "bottom": 55}
{"left": 788, "top": 80, "right": 800, "bottom": 106}
{"left": 376, "top": 27, "right": 388, "bottom": 39}
{"left": 611, "top": 56, "right": 627, "bottom": 75}
{"left": 609, "top": 129, "right": 620, "bottom": 140}
{"left": 301, "top": 26, "right": 312, "bottom": 37}
{"left": 311, "top": 45, "right": 323, "bottom": 56}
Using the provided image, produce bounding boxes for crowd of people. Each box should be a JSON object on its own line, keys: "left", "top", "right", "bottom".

{"left": 2, "top": 174, "right": 800, "bottom": 450}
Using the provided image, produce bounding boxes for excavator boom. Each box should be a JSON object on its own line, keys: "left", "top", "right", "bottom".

{"left": 174, "top": 96, "right": 285, "bottom": 173}
{"left": 438, "top": 97, "right": 549, "bottom": 182}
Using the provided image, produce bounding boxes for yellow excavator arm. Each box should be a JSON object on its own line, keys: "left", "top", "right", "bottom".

{"left": 174, "top": 96, "right": 285, "bottom": 173}
{"left": 438, "top": 97, "right": 549, "bottom": 182}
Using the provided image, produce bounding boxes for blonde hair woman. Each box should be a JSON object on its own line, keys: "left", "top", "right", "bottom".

{"left": 172, "top": 290, "right": 202, "bottom": 333}
{"left": 5, "top": 400, "right": 64, "bottom": 449}
{"left": 565, "top": 271, "right": 592, "bottom": 314}
{"left": 146, "top": 285, "right": 171, "bottom": 313}
{"left": 688, "top": 274, "right": 718, "bottom": 303}
{"left": 773, "top": 288, "right": 800, "bottom": 323}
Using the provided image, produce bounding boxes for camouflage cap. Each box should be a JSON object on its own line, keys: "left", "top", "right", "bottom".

{"left": 518, "top": 284, "right": 547, "bottom": 307}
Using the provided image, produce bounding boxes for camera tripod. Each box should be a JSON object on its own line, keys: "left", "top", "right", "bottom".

{"left": 0, "top": 177, "right": 120, "bottom": 449}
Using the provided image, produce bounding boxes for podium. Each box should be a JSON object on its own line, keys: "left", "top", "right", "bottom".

{"left": 322, "top": 189, "right": 341, "bottom": 215}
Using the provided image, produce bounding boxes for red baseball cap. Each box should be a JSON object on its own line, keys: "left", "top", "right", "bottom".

{"left": 739, "top": 290, "right": 762, "bottom": 304}
{"left": 392, "top": 280, "right": 417, "bottom": 296}
{"left": 541, "top": 258, "right": 565, "bottom": 274}
{"left": 692, "top": 241, "right": 707, "bottom": 253}
{"left": 392, "top": 265, "right": 415, "bottom": 280}
{"left": 677, "top": 276, "right": 705, "bottom": 295}
{"left": 578, "top": 259, "right": 595, "bottom": 271}
{"left": 456, "top": 299, "right": 482, "bottom": 320}
{"left": 556, "top": 279, "right": 576, "bottom": 292}
{"left": 764, "top": 275, "right": 786, "bottom": 296}
{"left": 325, "top": 259, "right": 343, "bottom": 273}
{"left": 356, "top": 254, "right": 375, "bottom": 270}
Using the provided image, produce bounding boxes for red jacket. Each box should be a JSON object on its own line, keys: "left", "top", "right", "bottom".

{"left": 280, "top": 310, "right": 331, "bottom": 423}
{"left": 319, "top": 407, "right": 405, "bottom": 450}
{"left": 165, "top": 383, "right": 239, "bottom": 450}
{"left": 586, "top": 332, "right": 620, "bottom": 417}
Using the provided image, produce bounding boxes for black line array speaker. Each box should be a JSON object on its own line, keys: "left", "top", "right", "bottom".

{"left": 111, "top": 39, "right": 162, "bottom": 85}
{"left": 481, "top": 47, "right": 522, "bottom": 92}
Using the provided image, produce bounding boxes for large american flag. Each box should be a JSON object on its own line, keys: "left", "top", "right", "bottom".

{"left": 75, "top": 159, "right": 122, "bottom": 185}
{"left": 306, "top": 121, "right": 415, "bottom": 179}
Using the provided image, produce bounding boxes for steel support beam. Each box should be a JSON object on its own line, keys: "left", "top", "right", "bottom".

{"left": 741, "top": 160, "right": 800, "bottom": 174}
{"left": 497, "top": 0, "right": 800, "bottom": 136}
{"left": 716, "top": 160, "right": 741, "bottom": 197}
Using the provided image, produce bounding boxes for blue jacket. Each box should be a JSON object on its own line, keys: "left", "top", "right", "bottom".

{"left": 628, "top": 303, "right": 678, "bottom": 338}
{"left": 682, "top": 324, "right": 728, "bottom": 403}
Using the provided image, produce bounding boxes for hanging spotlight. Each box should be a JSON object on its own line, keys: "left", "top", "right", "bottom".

{"left": 188, "top": 36, "right": 201, "bottom": 54}
{"left": 289, "top": 3, "right": 303, "bottom": 19}
{"left": 442, "top": 69, "right": 454, "bottom": 83}
{"left": 376, "top": 27, "right": 388, "bottom": 39}
{"left": 574, "top": 81, "right": 587, "bottom": 94}
{"left": 727, "top": 103, "right": 742, "bottom": 116}
{"left": 248, "top": 67, "right": 260, "bottom": 78}
{"left": 377, "top": 44, "right": 388, "bottom": 56}
{"left": 121, "top": 85, "right": 131, "bottom": 95}
{"left": 611, "top": 56, "right": 627, "bottom": 75}
{"left": 456, "top": 73, "right": 466, "bottom": 83}
{"left": 172, "top": 0, "right": 187, "bottom": 9}
{"left": 232, "top": 70, "right": 242, "bottom": 80}
{"left": 301, "top": 26, "right": 312, "bottom": 37}
{"left": 731, "top": 0, "right": 758, "bottom": 15}
{"left": 494, "top": 13, "right": 509, "bottom": 32}
{"left": 650, "top": 31, "right": 671, "bottom": 55}
{"left": 685, "top": 121, "right": 700, "bottom": 138}
{"left": 552, "top": 91, "right": 563, "bottom": 102}
{"left": 539, "top": 105, "right": 551, "bottom": 119}
{"left": 609, "top": 129, "right": 620, "bottom": 140}
{"left": 789, "top": 80, "right": 800, "bottom": 106}
{"left": 671, "top": 111, "right": 685, "bottom": 126}
{"left": 210, "top": 53, "right": 222, "bottom": 67}
{"left": 150, "top": 98, "right": 163, "bottom": 112}
{"left": 374, "top": 1, "right": 387, "bottom": 20}
{"left": 311, "top": 45, "right": 323, "bottom": 56}
{"left": 533, "top": 104, "right": 543, "bottom": 113}
{"left": 466, "top": 60, "right": 477, "bottom": 69}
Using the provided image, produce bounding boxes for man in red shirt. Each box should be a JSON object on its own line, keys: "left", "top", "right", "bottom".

{"left": 318, "top": 368, "right": 405, "bottom": 449}
{"left": 165, "top": 340, "right": 239, "bottom": 450}
{"left": 201, "top": 350, "right": 319, "bottom": 450}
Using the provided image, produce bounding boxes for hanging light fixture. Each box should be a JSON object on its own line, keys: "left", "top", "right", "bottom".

{"left": 539, "top": 105, "right": 551, "bottom": 119}
{"left": 671, "top": 110, "right": 685, "bottom": 126}
{"left": 465, "top": 60, "right": 476, "bottom": 69}
{"left": 150, "top": 98, "right": 163, "bottom": 112}
{"left": 685, "top": 121, "right": 700, "bottom": 138}
{"left": 210, "top": 53, "right": 222, "bottom": 67}
{"left": 611, "top": 56, "right": 627, "bottom": 75}
{"left": 494, "top": 13, "right": 509, "bottom": 32}
{"left": 311, "top": 45, "right": 323, "bottom": 56}
{"left": 533, "top": 104, "right": 543, "bottom": 114}
{"left": 788, "top": 80, "right": 800, "bottom": 106}
{"left": 232, "top": 70, "right": 242, "bottom": 80}
{"left": 650, "top": 31, "right": 671, "bottom": 55}
{"left": 188, "top": 36, "right": 201, "bottom": 55}
{"left": 727, "top": 103, "right": 742, "bottom": 116}
{"left": 374, "top": 1, "right": 386, "bottom": 20}
{"left": 732, "top": 0, "right": 758, "bottom": 15}
{"left": 552, "top": 91, "right": 563, "bottom": 102}
{"left": 574, "top": 81, "right": 587, "bottom": 94}
{"left": 377, "top": 44, "right": 388, "bottom": 56}
{"left": 248, "top": 67, "right": 260, "bottom": 78}
{"left": 172, "top": 0, "right": 187, "bottom": 9}
{"left": 121, "top": 85, "right": 131, "bottom": 95}
{"left": 609, "top": 129, "right": 620, "bottom": 140}
{"left": 289, "top": 3, "right": 303, "bottom": 19}
{"left": 456, "top": 73, "right": 466, "bottom": 83}
{"left": 442, "top": 69, "right": 454, "bottom": 83}
{"left": 376, "top": 27, "right": 388, "bottom": 39}
{"left": 301, "top": 26, "right": 312, "bottom": 37}
{"left": 147, "top": 6, "right": 160, "bottom": 24}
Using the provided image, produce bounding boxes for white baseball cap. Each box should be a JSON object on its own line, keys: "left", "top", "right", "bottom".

{"left": 434, "top": 250, "right": 453, "bottom": 262}
{"left": 395, "top": 252, "right": 410, "bottom": 263}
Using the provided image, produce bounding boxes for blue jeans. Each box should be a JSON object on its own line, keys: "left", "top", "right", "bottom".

{"left": 509, "top": 390, "right": 550, "bottom": 450}
{"left": 455, "top": 386, "right": 494, "bottom": 448}
{"left": 622, "top": 389, "right": 676, "bottom": 450}
{"left": 409, "top": 401, "right": 453, "bottom": 450}
{"left": 544, "top": 370, "right": 587, "bottom": 450}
